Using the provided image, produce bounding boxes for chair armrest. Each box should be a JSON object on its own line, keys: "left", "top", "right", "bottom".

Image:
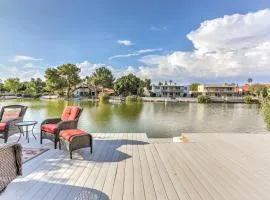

{"left": 57, "top": 120, "right": 78, "bottom": 130}
{"left": 41, "top": 118, "right": 61, "bottom": 125}
{"left": 0, "top": 142, "right": 22, "bottom": 176}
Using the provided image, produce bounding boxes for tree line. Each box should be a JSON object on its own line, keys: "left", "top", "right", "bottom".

{"left": 0, "top": 63, "right": 151, "bottom": 98}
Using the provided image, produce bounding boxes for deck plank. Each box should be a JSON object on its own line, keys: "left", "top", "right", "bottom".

{"left": 132, "top": 133, "right": 146, "bottom": 200}
{"left": 137, "top": 134, "right": 156, "bottom": 200}
{"left": 100, "top": 134, "right": 126, "bottom": 200}
{"left": 111, "top": 133, "right": 128, "bottom": 200}
{"left": 144, "top": 140, "right": 169, "bottom": 200}
{"left": 122, "top": 133, "right": 134, "bottom": 200}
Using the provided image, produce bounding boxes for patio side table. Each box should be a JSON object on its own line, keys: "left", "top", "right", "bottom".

{"left": 16, "top": 121, "right": 38, "bottom": 143}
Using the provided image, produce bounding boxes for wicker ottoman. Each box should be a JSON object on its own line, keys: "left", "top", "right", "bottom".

{"left": 59, "top": 129, "right": 93, "bottom": 159}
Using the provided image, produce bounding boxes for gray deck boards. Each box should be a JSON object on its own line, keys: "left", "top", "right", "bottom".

{"left": 1, "top": 133, "right": 270, "bottom": 200}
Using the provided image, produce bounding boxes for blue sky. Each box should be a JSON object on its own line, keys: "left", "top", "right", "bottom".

{"left": 1, "top": 0, "right": 270, "bottom": 84}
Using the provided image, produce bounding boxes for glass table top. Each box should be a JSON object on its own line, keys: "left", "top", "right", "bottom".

{"left": 15, "top": 121, "right": 38, "bottom": 126}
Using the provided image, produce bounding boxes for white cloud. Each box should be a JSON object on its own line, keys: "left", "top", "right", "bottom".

{"left": 135, "top": 9, "right": 270, "bottom": 82}
{"left": 76, "top": 61, "right": 114, "bottom": 77}
{"left": 117, "top": 40, "right": 133, "bottom": 46}
{"left": 0, "top": 64, "right": 44, "bottom": 81}
{"left": 10, "top": 55, "right": 43, "bottom": 62}
{"left": 124, "top": 66, "right": 135, "bottom": 75}
{"left": 109, "top": 48, "right": 162, "bottom": 60}
{"left": 23, "top": 63, "right": 34, "bottom": 68}
{"left": 150, "top": 26, "right": 167, "bottom": 32}
{"left": 0, "top": 60, "right": 114, "bottom": 81}
{"left": 76, "top": 61, "right": 137, "bottom": 79}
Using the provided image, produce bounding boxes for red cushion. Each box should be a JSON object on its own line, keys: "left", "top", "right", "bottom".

{"left": 68, "top": 107, "right": 80, "bottom": 120}
{"left": 2, "top": 108, "right": 20, "bottom": 122}
{"left": 61, "top": 106, "right": 72, "bottom": 121}
{"left": 0, "top": 122, "right": 7, "bottom": 131}
{"left": 61, "top": 106, "right": 80, "bottom": 121}
{"left": 60, "top": 129, "right": 87, "bottom": 141}
{"left": 41, "top": 124, "right": 57, "bottom": 133}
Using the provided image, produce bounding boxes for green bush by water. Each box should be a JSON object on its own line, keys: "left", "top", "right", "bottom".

{"left": 98, "top": 92, "right": 109, "bottom": 103}
{"left": 197, "top": 95, "right": 211, "bottom": 103}
{"left": 262, "top": 100, "right": 270, "bottom": 130}
{"left": 126, "top": 95, "right": 142, "bottom": 102}
{"left": 244, "top": 96, "right": 253, "bottom": 104}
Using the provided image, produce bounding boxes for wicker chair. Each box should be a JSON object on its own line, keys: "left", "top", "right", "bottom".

{"left": 0, "top": 105, "right": 28, "bottom": 143}
{"left": 40, "top": 106, "right": 83, "bottom": 149}
{"left": 0, "top": 143, "right": 22, "bottom": 192}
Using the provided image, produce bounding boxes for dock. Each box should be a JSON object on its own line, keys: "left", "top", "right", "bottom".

{"left": 1, "top": 133, "right": 270, "bottom": 200}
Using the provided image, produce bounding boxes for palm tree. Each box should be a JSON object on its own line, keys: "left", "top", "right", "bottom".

{"left": 247, "top": 78, "right": 253, "bottom": 85}
{"left": 169, "top": 80, "right": 173, "bottom": 85}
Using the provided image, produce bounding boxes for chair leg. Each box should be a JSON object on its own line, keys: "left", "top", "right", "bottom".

{"left": 40, "top": 130, "right": 43, "bottom": 144}
{"left": 90, "top": 136, "right": 93, "bottom": 154}
{"left": 54, "top": 140, "right": 57, "bottom": 149}
{"left": 4, "top": 135, "right": 8, "bottom": 143}
{"left": 59, "top": 140, "right": 61, "bottom": 150}
{"left": 70, "top": 151, "right": 73, "bottom": 159}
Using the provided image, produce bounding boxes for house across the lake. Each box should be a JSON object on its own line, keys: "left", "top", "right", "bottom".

{"left": 72, "top": 84, "right": 114, "bottom": 97}
{"left": 198, "top": 84, "right": 238, "bottom": 97}
{"left": 151, "top": 84, "right": 185, "bottom": 97}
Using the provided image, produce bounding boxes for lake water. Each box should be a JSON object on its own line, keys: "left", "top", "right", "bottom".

{"left": 1, "top": 99, "right": 268, "bottom": 138}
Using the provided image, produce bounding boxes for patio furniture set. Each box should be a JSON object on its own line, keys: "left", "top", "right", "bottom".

{"left": 0, "top": 105, "right": 93, "bottom": 158}
{"left": 41, "top": 106, "right": 93, "bottom": 158}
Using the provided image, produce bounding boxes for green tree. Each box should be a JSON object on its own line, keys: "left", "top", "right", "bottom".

{"left": 0, "top": 82, "right": 5, "bottom": 94}
{"left": 18, "top": 81, "right": 28, "bottom": 94}
{"left": 25, "top": 78, "right": 45, "bottom": 97}
{"left": 143, "top": 79, "right": 152, "bottom": 90}
{"left": 189, "top": 83, "right": 200, "bottom": 91}
{"left": 87, "top": 67, "right": 114, "bottom": 89}
{"left": 58, "top": 64, "right": 81, "bottom": 97}
{"left": 45, "top": 68, "right": 66, "bottom": 95}
{"left": 4, "top": 78, "right": 21, "bottom": 94}
{"left": 45, "top": 64, "right": 81, "bottom": 97}
{"left": 114, "top": 74, "right": 144, "bottom": 97}
{"left": 249, "top": 84, "right": 269, "bottom": 98}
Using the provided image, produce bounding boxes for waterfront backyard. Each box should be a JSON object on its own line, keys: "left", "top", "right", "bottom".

{"left": 2, "top": 0, "right": 270, "bottom": 199}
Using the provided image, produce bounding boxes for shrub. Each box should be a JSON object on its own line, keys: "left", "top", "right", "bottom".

{"left": 244, "top": 96, "right": 253, "bottom": 104}
{"left": 197, "top": 95, "right": 211, "bottom": 104}
{"left": 262, "top": 100, "right": 270, "bottom": 130}
{"left": 126, "top": 95, "right": 142, "bottom": 102}
{"left": 98, "top": 92, "right": 109, "bottom": 103}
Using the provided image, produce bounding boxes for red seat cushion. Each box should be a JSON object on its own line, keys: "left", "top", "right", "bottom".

{"left": 60, "top": 129, "right": 87, "bottom": 141}
{"left": 41, "top": 124, "right": 58, "bottom": 133}
{"left": 0, "top": 122, "right": 7, "bottom": 131}
{"left": 61, "top": 106, "right": 80, "bottom": 121}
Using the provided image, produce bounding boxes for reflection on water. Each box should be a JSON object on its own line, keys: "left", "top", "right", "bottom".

{"left": 0, "top": 99, "right": 268, "bottom": 138}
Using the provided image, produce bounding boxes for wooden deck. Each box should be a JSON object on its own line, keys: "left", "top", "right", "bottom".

{"left": 1, "top": 132, "right": 270, "bottom": 200}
